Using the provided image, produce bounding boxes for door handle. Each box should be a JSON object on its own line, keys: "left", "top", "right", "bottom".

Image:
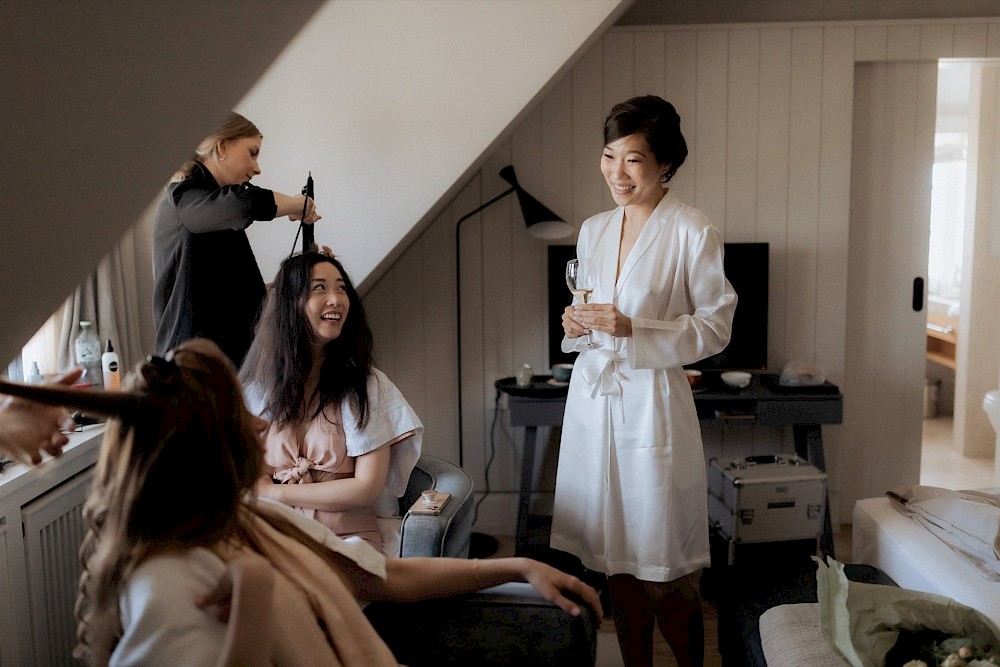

{"left": 912, "top": 277, "right": 924, "bottom": 312}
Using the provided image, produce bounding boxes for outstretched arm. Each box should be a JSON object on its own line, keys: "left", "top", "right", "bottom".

{"left": 351, "top": 555, "right": 603, "bottom": 623}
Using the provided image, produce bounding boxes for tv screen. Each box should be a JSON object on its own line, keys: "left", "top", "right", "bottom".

{"left": 548, "top": 242, "right": 768, "bottom": 371}
{"left": 688, "top": 242, "right": 769, "bottom": 371}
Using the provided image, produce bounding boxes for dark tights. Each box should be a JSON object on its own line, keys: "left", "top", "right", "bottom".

{"left": 608, "top": 572, "right": 704, "bottom": 667}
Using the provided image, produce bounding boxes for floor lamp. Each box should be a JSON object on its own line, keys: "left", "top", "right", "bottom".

{"left": 454, "top": 165, "right": 573, "bottom": 556}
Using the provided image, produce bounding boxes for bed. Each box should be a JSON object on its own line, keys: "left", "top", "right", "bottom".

{"left": 852, "top": 495, "right": 1000, "bottom": 625}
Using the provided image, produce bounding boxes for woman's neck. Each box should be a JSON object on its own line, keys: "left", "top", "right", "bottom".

{"left": 622, "top": 187, "right": 667, "bottom": 229}
{"left": 305, "top": 341, "right": 325, "bottom": 384}
{"left": 617, "top": 188, "right": 668, "bottom": 278}
{"left": 201, "top": 158, "right": 226, "bottom": 187}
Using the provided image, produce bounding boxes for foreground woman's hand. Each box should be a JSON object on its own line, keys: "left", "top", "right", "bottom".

{"left": 0, "top": 369, "right": 82, "bottom": 465}
{"left": 521, "top": 559, "right": 604, "bottom": 625}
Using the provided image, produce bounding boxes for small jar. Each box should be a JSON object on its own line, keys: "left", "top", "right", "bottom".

{"left": 516, "top": 363, "right": 533, "bottom": 387}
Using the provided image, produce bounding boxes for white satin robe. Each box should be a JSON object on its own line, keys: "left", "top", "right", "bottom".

{"left": 550, "top": 191, "right": 737, "bottom": 582}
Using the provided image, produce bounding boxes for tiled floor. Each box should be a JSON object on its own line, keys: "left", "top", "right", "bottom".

{"left": 920, "top": 416, "right": 995, "bottom": 489}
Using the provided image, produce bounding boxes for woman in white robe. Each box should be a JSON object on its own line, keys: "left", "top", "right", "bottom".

{"left": 550, "top": 96, "right": 736, "bottom": 667}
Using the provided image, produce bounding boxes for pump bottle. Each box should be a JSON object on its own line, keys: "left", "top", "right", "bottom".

{"left": 101, "top": 340, "right": 121, "bottom": 390}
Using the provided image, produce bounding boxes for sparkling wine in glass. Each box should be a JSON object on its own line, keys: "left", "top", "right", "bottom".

{"left": 566, "top": 258, "right": 597, "bottom": 349}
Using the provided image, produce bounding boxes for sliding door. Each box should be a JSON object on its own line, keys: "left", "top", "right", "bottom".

{"left": 843, "top": 61, "right": 937, "bottom": 503}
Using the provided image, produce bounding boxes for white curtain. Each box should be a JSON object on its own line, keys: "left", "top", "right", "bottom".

{"left": 56, "top": 221, "right": 151, "bottom": 377}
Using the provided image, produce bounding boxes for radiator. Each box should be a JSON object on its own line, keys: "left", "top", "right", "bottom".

{"left": 22, "top": 470, "right": 92, "bottom": 667}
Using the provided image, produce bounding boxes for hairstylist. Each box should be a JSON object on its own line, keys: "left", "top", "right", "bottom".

{"left": 153, "top": 112, "right": 321, "bottom": 367}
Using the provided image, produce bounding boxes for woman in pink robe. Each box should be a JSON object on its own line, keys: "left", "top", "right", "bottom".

{"left": 240, "top": 251, "right": 421, "bottom": 554}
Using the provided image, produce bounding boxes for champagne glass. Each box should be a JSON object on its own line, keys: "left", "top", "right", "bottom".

{"left": 566, "top": 258, "right": 597, "bottom": 349}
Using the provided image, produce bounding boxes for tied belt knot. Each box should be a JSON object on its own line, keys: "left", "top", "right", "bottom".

{"left": 273, "top": 456, "right": 315, "bottom": 483}
{"left": 580, "top": 349, "right": 626, "bottom": 399}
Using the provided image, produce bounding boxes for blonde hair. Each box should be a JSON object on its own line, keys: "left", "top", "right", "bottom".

{"left": 73, "top": 340, "right": 263, "bottom": 664}
{"left": 171, "top": 112, "right": 262, "bottom": 182}
{"left": 0, "top": 338, "right": 357, "bottom": 664}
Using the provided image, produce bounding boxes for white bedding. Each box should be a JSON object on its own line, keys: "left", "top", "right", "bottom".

{"left": 853, "top": 497, "right": 1000, "bottom": 625}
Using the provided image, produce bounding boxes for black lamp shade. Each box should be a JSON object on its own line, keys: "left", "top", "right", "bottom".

{"left": 498, "top": 166, "right": 574, "bottom": 240}
{"left": 454, "top": 164, "right": 572, "bottom": 470}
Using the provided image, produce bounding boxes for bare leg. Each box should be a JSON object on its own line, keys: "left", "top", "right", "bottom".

{"left": 609, "top": 573, "right": 654, "bottom": 667}
{"left": 644, "top": 572, "right": 704, "bottom": 667}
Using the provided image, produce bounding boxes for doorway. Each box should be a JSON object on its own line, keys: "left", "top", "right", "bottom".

{"left": 921, "top": 59, "right": 1000, "bottom": 489}
{"left": 845, "top": 59, "right": 999, "bottom": 504}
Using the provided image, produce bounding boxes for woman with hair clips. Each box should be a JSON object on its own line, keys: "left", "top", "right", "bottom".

{"left": 240, "top": 250, "right": 419, "bottom": 554}
{"left": 550, "top": 96, "right": 737, "bottom": 667}
{"left": 0, "top": 339, "right": 603, "bottom": 665}
{"left": 153, "top": 112, "right": 322, "bottom": 367}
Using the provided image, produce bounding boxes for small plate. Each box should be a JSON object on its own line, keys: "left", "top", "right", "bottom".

{"left": 546, "top": 378, "right": 569, "bottom": 387}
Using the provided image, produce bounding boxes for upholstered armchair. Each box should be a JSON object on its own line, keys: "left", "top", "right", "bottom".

{"left": 397, "top": 454, "right": 475, "bottom": 558}
{"left": 367, "top": 455, "right": 599, "bottom": 666}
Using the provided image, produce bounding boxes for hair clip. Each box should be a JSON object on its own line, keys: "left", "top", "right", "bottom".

{"left": 142, "top": 355, "right": 180, "bottom": 385}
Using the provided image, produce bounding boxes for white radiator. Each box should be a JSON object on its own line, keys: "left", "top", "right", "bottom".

{"left": 22, "top": 470, "right": 92, "bottom": 667}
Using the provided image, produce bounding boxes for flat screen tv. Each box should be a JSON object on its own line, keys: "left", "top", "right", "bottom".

{"left": 688, "top": 242, "right": 768, "bottom": 371}
{"left": 548, "top": 242, "right": 768, "bottom": 371}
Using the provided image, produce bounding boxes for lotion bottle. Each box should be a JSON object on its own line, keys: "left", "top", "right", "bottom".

{"left": 101, "top": 340, "right": 121, "bottom": 390}
{"left": 26, "top": 361, "right": 44, "bottom": 385}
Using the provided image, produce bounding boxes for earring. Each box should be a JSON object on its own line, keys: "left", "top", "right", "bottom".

{"left": 219, "top": 154, "right": 226, "bottom": 161}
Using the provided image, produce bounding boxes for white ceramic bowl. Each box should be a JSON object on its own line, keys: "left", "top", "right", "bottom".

{"left": 720, "top": 371, "right": 753, "bottom": 389}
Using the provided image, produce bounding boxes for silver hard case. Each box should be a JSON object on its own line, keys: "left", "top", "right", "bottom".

{"left": 707, "top": 455, "right": 827, "bottom": 544}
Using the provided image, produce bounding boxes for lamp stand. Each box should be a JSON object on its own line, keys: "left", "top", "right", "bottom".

{"left": 454, "top": 166, "right": 571, "bottom": 559}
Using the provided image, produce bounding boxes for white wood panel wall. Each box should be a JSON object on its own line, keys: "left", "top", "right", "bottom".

{"left": 365, "top": 18, "right": 1000, "bottom": 535}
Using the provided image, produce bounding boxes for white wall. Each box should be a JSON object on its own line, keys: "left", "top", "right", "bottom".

{"left": 956, "top": 63, "right": 1000, "bottom": 459}
{"left": 240, "top": 0, "right": 630, "bottom": 291}
{"left": 366, "top": 18, "right": 1000, "bottom": 535}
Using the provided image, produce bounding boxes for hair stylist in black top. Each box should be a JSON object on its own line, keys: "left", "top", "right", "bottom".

{"left": 153, "top": 112, "right": 321, "bottom": 366}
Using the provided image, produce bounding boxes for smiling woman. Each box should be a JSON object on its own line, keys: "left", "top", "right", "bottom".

{"left": 240, "top": 251, "right": 422, "bottom": 555}
{"left": 305, "top": 261, "right": 349, "bottom": 345}
{"left": 552, "top": 95, "right": 737, "bottom": 666}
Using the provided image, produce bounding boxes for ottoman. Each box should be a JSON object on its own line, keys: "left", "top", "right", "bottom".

{"left": 709, "top": 546, "right": 895, "bottom": 666}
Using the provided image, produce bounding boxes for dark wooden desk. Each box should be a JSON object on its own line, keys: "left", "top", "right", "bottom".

{"left": 497, "top": 372, "right": 843, "bottom": 557}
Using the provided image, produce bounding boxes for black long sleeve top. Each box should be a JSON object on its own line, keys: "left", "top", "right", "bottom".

{"left": 153, "top": 162, "right": 277, "bottom": 367}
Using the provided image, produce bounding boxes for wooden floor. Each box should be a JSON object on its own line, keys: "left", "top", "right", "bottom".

{"left": 595, "top": 597, "right": 722, "bottom": 667}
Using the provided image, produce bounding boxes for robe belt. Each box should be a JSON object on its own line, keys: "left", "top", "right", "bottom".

{"left": 580, "top": 349, "right": 627, "bottom": 421}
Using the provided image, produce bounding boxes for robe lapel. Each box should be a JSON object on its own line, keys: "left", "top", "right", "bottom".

{"left": 614, "top": 191, "right": 677, "bottom": 297}
{"left": 596, "top": 207, "right": 624, "bottom": 304}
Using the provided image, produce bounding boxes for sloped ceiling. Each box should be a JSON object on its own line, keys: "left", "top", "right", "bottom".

{"left": 1, "top": 0, "right": 629, "bottom": 367}
{"left": 238, "top": 0, "right": 631, "bottom": 291}
{"left": 1, "top": 0, "right": 323, "bottom": 366}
